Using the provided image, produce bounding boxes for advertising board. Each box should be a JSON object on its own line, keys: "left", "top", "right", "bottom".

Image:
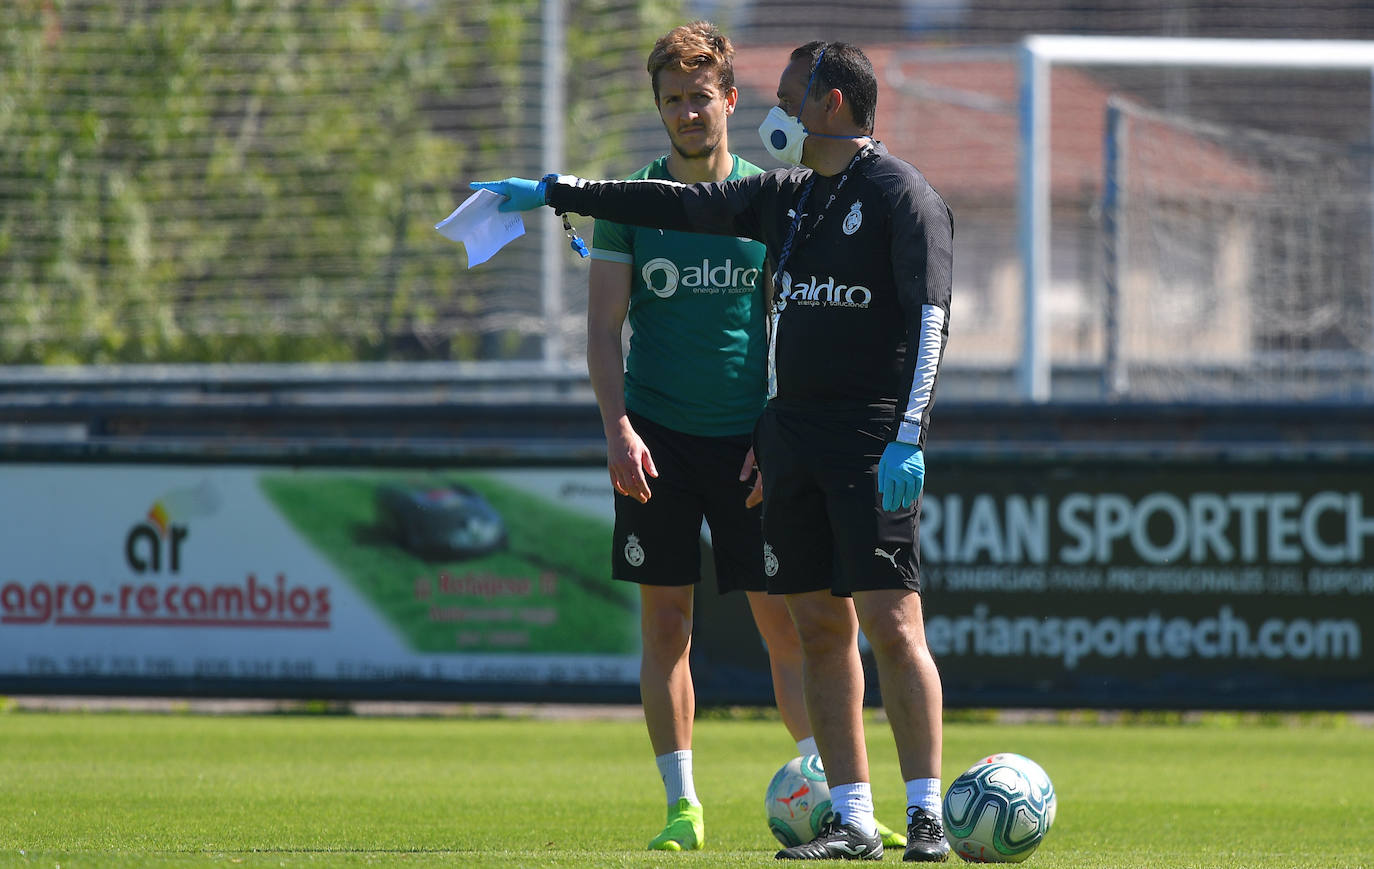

{"left": 0, "top": 465, "right": 641, "bottom": 699}
{"left": 2, "top": 455, "right": 1369, "bottom": 708}
{"left": 923, "top": 456, "right": 1372, "bottom": 708}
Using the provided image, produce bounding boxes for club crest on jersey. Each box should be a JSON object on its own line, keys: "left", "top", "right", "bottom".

{"left": 842, "top": 200, "right": 863, "bottom": 235}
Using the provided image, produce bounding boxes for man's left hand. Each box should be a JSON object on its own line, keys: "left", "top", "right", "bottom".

{"left": 877, "top": 441, "right": 924, "bottom": 512}
{"left": 739, "top": 447, "right": 763, "bottom": 509}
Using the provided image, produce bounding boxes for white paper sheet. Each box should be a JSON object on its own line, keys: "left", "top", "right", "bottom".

{"left": 434, "top": 189, "right": 525, "bottom": 267}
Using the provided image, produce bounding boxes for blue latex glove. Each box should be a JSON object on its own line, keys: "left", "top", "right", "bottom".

{"left": 877, "top": 441, "right": 924, "bottom": 512}
{"left": 469, "top": 176, "right": 547, "bottom": 212}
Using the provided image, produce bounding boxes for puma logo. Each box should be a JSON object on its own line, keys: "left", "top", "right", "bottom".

{"left": 780, "top": 783, "right": 810, "bottom": 816}
{"left": 874, "top": 547, "right": 900, "bottom": 570}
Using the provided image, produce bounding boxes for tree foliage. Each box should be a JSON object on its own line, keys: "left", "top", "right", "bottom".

{"left": 2, "top": 0, "right": 685, "bottom": 364}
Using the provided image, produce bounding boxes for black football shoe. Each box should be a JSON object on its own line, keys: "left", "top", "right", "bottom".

{"left": 775, "top": 815, "right": 883, "bottom": 861}
{"left": 902, "top": 806, "right": 950, "bottom": 862}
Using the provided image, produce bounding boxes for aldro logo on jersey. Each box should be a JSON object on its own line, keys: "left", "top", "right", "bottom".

{"left": 641, "top": 257, "right": 760, "bottom": 299}
{"left": 774, "top": 271, "right": 872, "bottom": 311}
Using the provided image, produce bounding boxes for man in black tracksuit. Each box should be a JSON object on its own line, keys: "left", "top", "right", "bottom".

{"left": 475, "top": 40, "right": 953, "bottom": 863}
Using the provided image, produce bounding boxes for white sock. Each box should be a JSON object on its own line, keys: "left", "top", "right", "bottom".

{"left": 796, "top": 736, "right": 819, "bottom": 757}
{"left": 656, "top": 750, "right": 699, "bottom": 806}
{"left": 905, "top": 777, "right": 943, "bottom": 818}
{"left": 829, "top": 781, "right": 876, "bottom": 837}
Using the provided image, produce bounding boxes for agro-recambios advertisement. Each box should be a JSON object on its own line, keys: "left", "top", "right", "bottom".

{"left": 0, "top": 465, "right": 640, "bottom": 695}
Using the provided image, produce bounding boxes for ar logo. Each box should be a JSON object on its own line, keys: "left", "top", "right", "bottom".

{"left": 124, "top": 480, "right": 221, "bottom": 574}
{"left": 125, "top": 514, "right": 188, "bottom": 574}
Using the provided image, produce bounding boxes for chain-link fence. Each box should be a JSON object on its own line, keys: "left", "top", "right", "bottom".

{"left": 7, "top": 0, "right": 1374, "bottom": 402}
{"left": 1, "top": 0, "right": 686, "bottom": 367}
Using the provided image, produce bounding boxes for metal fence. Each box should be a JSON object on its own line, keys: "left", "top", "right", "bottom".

{"left": 7, "top": 1, "right": 1374, "bottom": 402}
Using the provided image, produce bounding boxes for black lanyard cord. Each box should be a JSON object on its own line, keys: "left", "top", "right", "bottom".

{"left": 771, "top": 144, "right": 872, "bottom": 305}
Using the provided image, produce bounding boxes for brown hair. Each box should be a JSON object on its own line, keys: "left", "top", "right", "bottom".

{"left": 646, "top": 20, "right": 735, "bottom": 102}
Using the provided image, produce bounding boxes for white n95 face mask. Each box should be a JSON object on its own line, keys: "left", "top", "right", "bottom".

{"left": 758, "top": 106, "right": 807, "bottom": 165}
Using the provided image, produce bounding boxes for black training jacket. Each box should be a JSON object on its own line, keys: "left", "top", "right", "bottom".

{"left": 546, "top": 141, "right": 953, "bottom": 448}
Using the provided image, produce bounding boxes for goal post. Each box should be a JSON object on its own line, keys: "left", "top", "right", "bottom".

{"left": 1018, "top": 35, "right": 1374, "bottom": 403}
{"left": 1100, "top": 97, "right": 1374, "bottom": 401}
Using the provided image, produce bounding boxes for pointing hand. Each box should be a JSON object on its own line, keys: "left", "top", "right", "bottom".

{"left": 469, "top": 177, "right": 547, "bottom": 212}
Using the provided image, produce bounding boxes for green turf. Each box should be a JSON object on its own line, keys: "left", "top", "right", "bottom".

{"left": 0, "top": 709, "right": 1369, "bottom": 867}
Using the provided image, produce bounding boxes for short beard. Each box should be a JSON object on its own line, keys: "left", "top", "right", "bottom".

{"left": 671, "top": 138, "right": 720, "bottom": 161}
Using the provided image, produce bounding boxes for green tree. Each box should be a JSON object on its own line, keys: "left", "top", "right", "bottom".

{"left": 0, "top": 0, "right": 681, "bottom": 364}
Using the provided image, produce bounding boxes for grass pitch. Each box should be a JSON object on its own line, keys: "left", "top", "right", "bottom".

{"left": 0, "top": 706, "right": 1368, "bottom": 867}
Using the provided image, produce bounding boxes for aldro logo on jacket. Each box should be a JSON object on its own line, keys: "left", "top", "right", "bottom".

{"left": 774, "top": 271, "right": 872, "bottom": 310}
{"left": 641, "top": 257, "right": 760, "bottom": 298}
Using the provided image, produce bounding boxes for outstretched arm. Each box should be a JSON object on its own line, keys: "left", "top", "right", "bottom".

{"left": 470, "top": 173, "right": 774, "bottom": 240}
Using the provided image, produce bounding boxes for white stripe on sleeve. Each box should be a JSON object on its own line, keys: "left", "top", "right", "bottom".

{"left": 897, "top": 304, "right": 946, "bottom": 445}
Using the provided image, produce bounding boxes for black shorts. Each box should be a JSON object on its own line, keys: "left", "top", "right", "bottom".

{"left": 753, "top": 402, "right": 921, "bottom": 596}
{"left": 611, "top": 411, "right": 765, "bottom": 593}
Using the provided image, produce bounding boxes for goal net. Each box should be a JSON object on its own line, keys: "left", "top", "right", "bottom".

{"left": 1034, "top": 37, "right": 1374, "bottom": 403}
{"left": 887, "top": 36, "right": 1374, "bottom": 402}
{"left": 1104, "top": 97, "right": 1374, "bottom": 401}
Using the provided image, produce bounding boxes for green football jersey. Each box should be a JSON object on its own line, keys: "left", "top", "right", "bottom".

{"left": 590, "top": 154, "right": 767, "bottom": 437}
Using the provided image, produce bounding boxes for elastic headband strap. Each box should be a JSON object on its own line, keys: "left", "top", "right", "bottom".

{"left": 800, "top": 45, "right": 872, "bottom": 142}
{"left": 801, "top": 47, "right": 826, "bottom": 104}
